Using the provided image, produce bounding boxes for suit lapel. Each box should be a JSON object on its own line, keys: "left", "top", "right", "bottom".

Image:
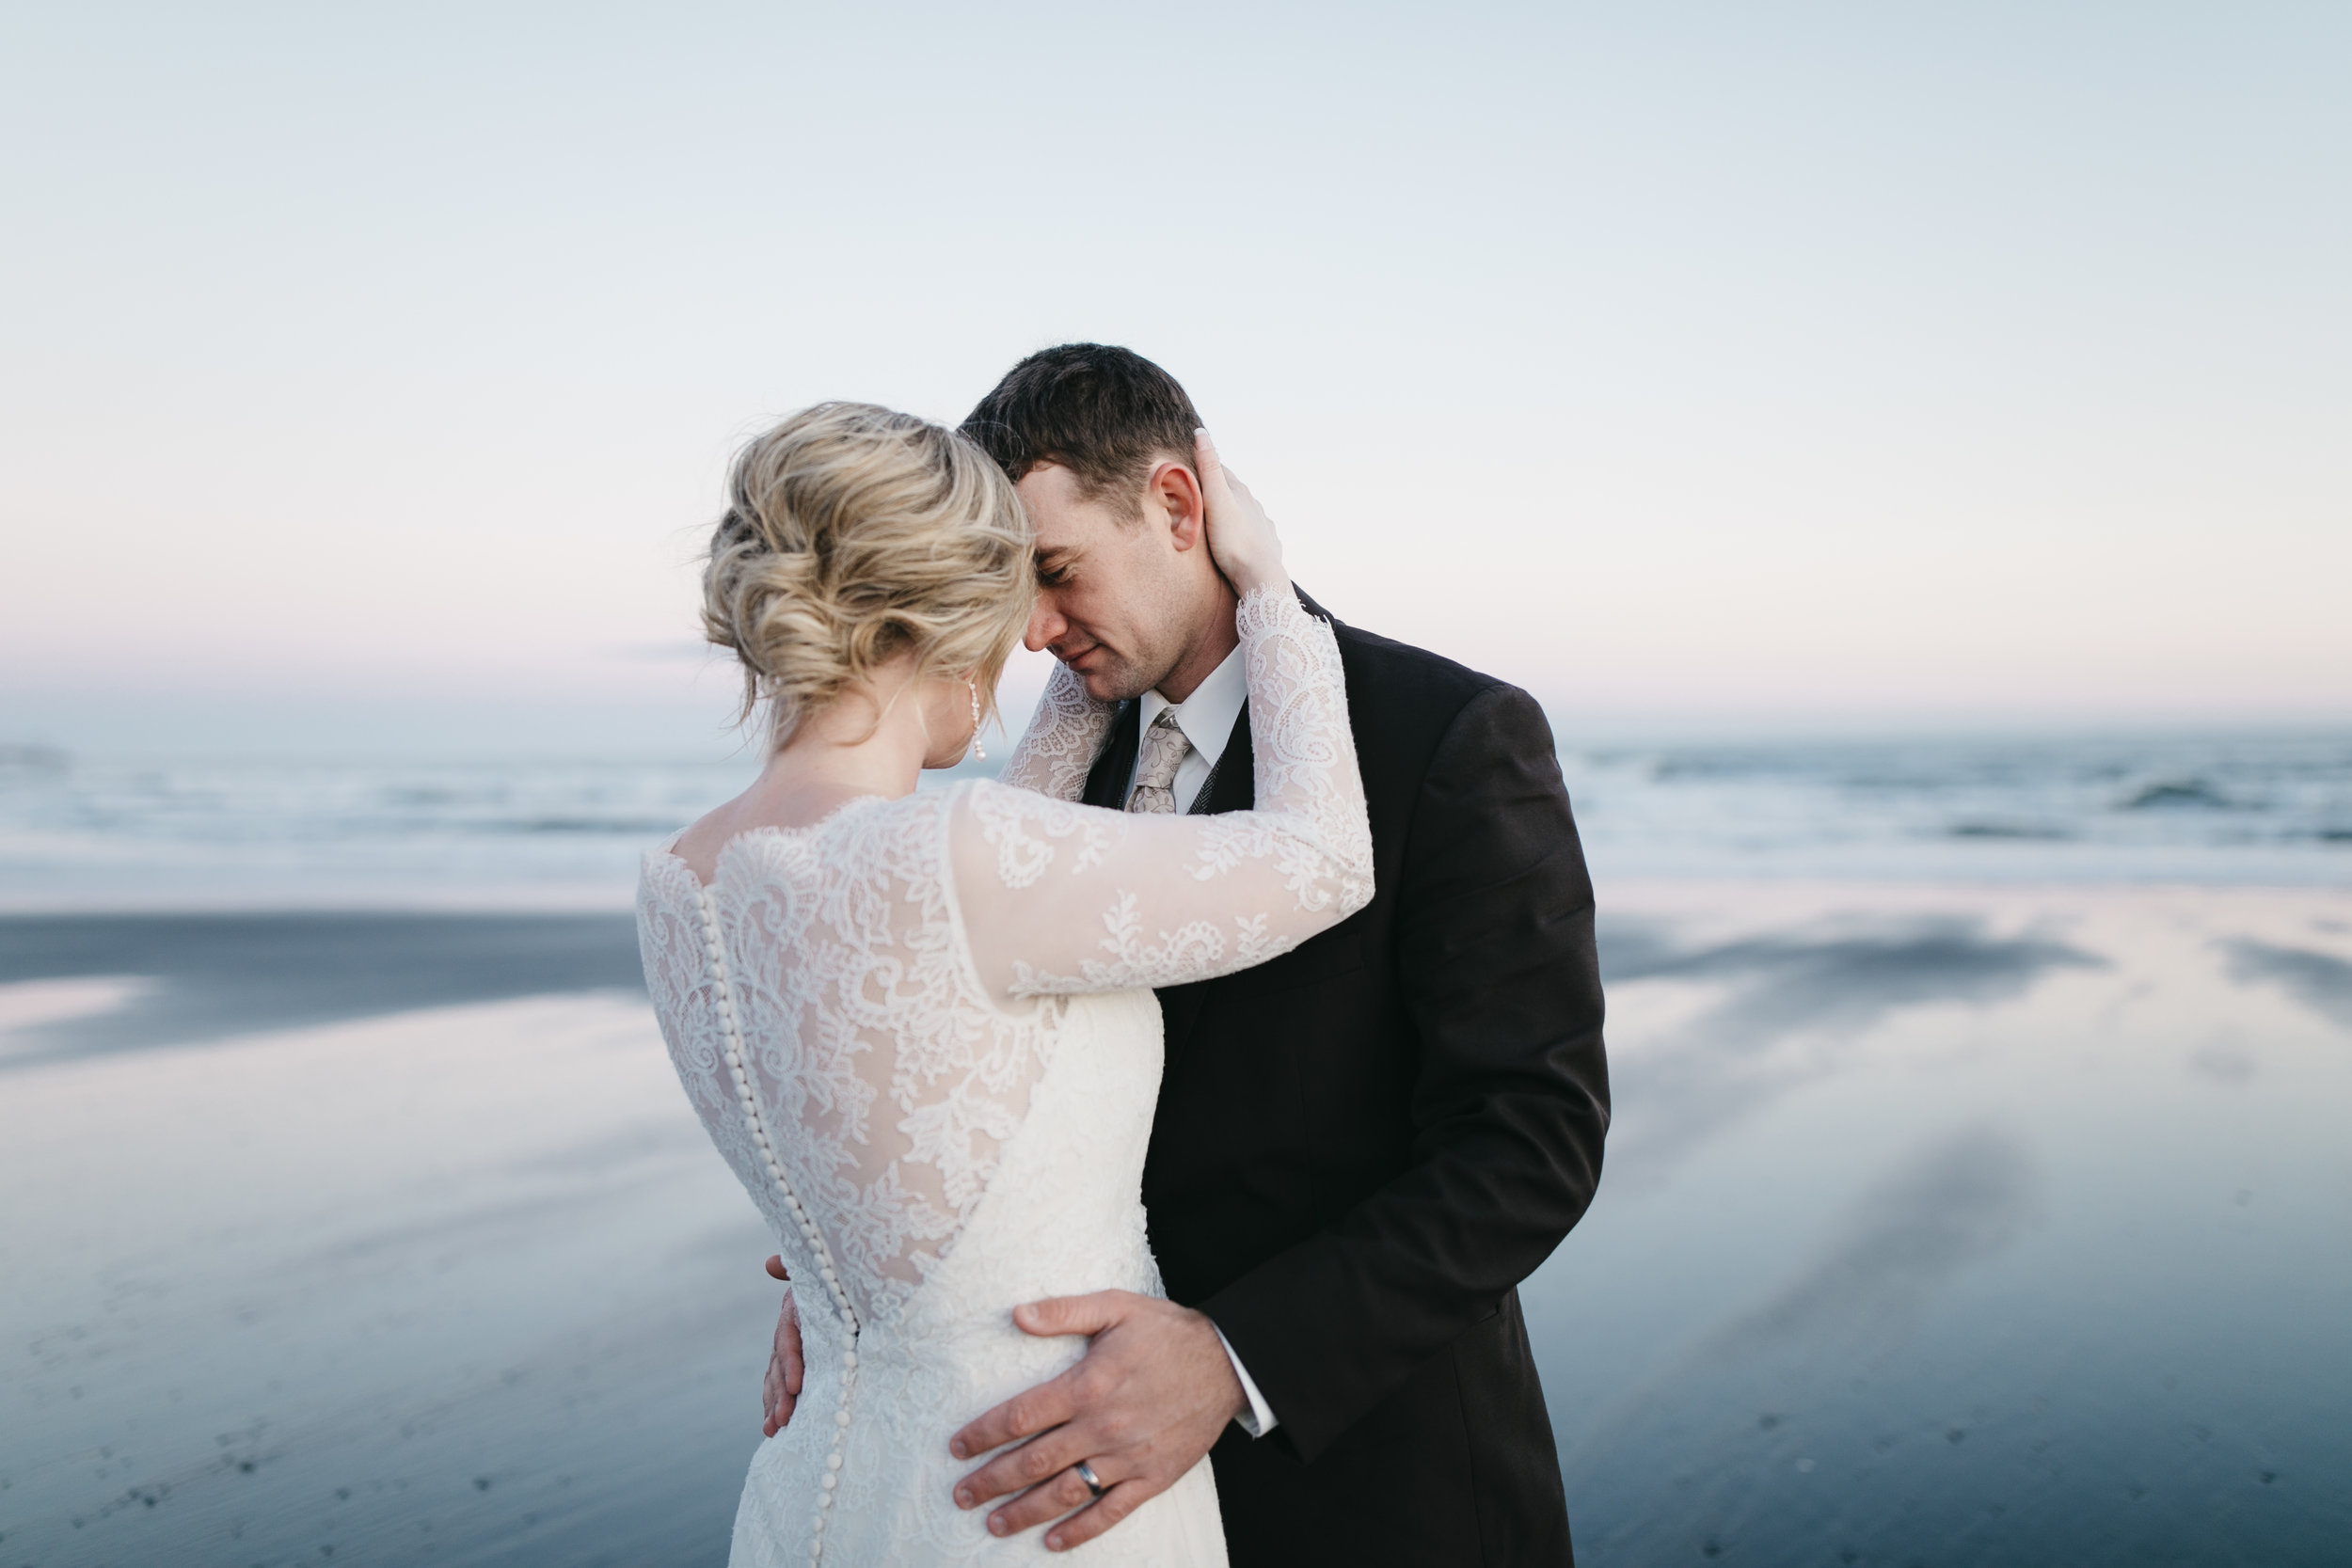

{"left": 1189, "top": 701, "right": 1254, "bottom": 816}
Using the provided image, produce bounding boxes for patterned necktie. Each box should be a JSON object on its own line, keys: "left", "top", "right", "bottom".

{"left": 1125, "top": 708, "right": 1191, "bottom": 815}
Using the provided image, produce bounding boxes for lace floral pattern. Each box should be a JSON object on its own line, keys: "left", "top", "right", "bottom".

{"left": 995, "top": 656, "right": 1115, "bottom": 800}
{"left": 643, "top": 802, "right": 1052, "bottom": 1329}
{"left": 957, "top": 588, "right": 1372, "bottom": 997}
{"left": 635, "top": 586, "right": 1364, "bottom": 1564}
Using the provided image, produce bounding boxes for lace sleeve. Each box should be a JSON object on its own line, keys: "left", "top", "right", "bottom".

{"left": 995, "top": 657, "right": 1115, "bottom": 801}
{"left": 950, "top": 587, "right": 1373, "bottom": 999}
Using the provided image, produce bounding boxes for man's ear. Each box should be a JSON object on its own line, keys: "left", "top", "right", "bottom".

{"left": 1146, "top": 460, "right": 1206, "bottom": 552}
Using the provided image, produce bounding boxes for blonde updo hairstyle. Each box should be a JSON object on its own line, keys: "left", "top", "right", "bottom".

{"left": 703, "top": 403, "right": 1035, "bottom": 751}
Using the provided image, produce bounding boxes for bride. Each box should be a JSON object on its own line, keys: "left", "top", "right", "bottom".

{"left": 636, "top": 402, "right": 1371, "bottom": 1564}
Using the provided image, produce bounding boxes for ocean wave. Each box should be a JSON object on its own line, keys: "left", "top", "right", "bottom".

{"left": 2, "top": 730, "right": 2346, "bottom": 902}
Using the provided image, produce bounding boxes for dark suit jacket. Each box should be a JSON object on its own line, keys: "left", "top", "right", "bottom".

{"left": 1081, "top": 591, "right": 1610, "bottom": 1568}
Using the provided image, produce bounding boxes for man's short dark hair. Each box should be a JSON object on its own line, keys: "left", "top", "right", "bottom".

{"left": 961, "top": 343, "right": 1202, "bottom": 514}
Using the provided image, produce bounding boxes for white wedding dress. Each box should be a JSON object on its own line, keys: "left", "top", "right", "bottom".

{"left": 637, "top": 588, "right": 1372, "bottom": 1565}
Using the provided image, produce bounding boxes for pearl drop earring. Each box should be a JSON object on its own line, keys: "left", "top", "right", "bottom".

{"left": 966, "top": 676, "right": 987, "bottom": 761}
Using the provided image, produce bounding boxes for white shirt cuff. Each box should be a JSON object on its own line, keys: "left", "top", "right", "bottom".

{"left": 1212, "top": 1325, "right": 1279, "bottom": 1437}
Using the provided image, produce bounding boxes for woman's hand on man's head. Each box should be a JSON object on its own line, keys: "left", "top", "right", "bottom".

{"left": 1195, "top": 430, "right": 1287, "bottom": 599}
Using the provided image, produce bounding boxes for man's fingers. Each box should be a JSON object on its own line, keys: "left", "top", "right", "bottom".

{"left": 951, "top": 1292, "right": 1138, "bottom": 1458}
{"left": 1045, "top": 1479, "right": 1156, "bottom": 1553}
{"left": 763, "top": 1357, "right": 795, "bottom": 1437}
{"left": 764, "top": 1254, "right": 787, "bottom": 1282}
{"left": 946, "top": 1296, "right": 1232, "bottom": 1547}
{"left": 1012, "top": 1290, "right": 1130, "bottom": 1340}
{"left": 763, "top": 1286, "right": 804, "bottom": 1437}
{"left": 776, "top": 1292, "right": 804, "bottom": 1395}
{"left": 981, "top": 1462, "right": 1109, "bottom": 1537}
{"left": 949, "top": 1377, "right": 1078, "bottom": 1464}
{"left": 958, "top": 1425, "right": 1091, "bottom": 1513}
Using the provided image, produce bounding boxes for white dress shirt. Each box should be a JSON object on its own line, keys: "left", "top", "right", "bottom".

{"left": 1124, "top": 643, "right": 1279, "bottom": 1437}
{"left": 1126, "top": 642, "right": 1248, "bottom": 816}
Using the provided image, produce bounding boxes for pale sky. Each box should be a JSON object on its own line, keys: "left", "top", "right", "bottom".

{"left": 4, "top": 2, "right": 2346, "bottom": 754}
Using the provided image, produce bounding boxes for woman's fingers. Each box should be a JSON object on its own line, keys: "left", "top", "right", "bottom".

{"left": 1193, "top": 431, "right": 1253, "bottom": 523}
{"left": 1189, "top": 429, "right": 1284, "bottom": 594}
{"left": 1193, "top": 427, "right": 1220, "bottom": 483}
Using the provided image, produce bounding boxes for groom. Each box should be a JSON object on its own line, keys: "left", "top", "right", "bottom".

{"left": 771, "top": 344, "right": 1610, "bottom": 1565}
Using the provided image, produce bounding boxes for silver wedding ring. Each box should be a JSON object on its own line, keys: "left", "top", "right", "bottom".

{"left": 1074, "top": 1459, "right": 1107, "bottom": 1500}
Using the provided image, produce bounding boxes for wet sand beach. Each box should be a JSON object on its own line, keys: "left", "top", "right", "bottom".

{"left": 1, "top": 915, "right": 772, "bottom": 1566}
{"left": 3, "top": 886, "right": 2349, "bottom": 1565}
{"left": 1537, "top": 882, "right": 2352, "bottom": 1564}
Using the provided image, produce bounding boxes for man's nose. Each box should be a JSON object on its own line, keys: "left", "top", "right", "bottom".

{"left": 1025, "top": 600, "right": 1064, "bottom": 654}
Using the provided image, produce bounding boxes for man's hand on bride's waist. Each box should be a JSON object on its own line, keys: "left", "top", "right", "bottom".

{"left": 949, "top": 1290, "right": 1248, "bottom": 1552}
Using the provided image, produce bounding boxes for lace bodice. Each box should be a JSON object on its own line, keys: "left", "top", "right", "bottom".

{"left": 636, "top": 588, "right": 1367, "bottom": 1564}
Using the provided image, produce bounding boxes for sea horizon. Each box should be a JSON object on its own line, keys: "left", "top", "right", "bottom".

{"left": 3, "top": 715, "right": 2344, "bottom": 915}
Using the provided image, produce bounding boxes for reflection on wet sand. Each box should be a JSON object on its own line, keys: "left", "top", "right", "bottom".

{"left": 1707, "top": 1126, "right": 2042, "bottom": 1355}
{"left": 2, "top": 885, "right": 2347, "bottom": 1565}
{"left": 1594, "top": 911, "right": 2105, "bottom": 1186}
{"left": 2227, "top": 937, "right": 2352, "bottom": 1030}
{"left": 1533, "top": 883, "right": 2352, "bottom": 1567}
{"left": 0, "top": 912, "right": 643, "bottom": 1061}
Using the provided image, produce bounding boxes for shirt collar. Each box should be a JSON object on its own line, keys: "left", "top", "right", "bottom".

{"left": 1136, "top": 641, "right": 1248, "bottom": 768}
